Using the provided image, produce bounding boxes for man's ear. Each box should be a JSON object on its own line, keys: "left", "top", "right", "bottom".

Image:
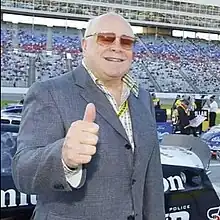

{"left": 81, "top": 39, "right": 87, "bottom": 52}
{"left": 132, "top": 51, "right": 135, "bottom": 59}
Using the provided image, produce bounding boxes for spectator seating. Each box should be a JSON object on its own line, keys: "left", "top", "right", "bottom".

{"left": 1, "top": 23, "right": 220, "bottom": 94}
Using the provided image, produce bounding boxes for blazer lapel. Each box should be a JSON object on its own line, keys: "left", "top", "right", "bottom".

{"left": 73, "top": 64, "right": 129, "bottom": 142}
{"left": 129, "top": 91, "right": 157, "bottom": 170}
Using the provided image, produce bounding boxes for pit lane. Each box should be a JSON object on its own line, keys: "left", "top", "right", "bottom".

{"left": 209, "top": 160, "right": 220, "bottom": 198}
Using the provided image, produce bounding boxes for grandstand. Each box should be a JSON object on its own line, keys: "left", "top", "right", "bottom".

{"left": 1, "top": 0, "right": 220, "bottom": 94}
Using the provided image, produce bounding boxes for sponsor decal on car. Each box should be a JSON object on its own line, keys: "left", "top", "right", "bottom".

{"left": 166, "top": 204, "right": 191, "bottom": 220}
{"left": 207, "top": 206, "right": 220, "bottom": 220}
{"left": 165, "top": 211, "right": 190, "bottom": 220}
{"left": 163, "top": 174, "right": 186, "bottom": 192}
{"left": 1, "top": 189, "right": 37, "bottom": 208}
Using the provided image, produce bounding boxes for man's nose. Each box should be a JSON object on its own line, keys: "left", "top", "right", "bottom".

{"left": 110, "top": 38, "right": 123, "bottom": 52}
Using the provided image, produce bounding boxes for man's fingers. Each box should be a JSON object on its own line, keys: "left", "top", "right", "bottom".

{"left": 74, "top": 155, "right": 92, "bottom": 164}
{"left": 78, "top": 144, "right": 97, "bottom": 156}
{"left": 63, "top": 103, "right": 98, "bottom": 167}
{"left": 83, "top": 103, "right": 96, "bottom": 123}
{"left": 81, "top": 123, "right": 99, "bottom": 134}
{"left": 80, "top": 132, "right": 99, "bottom": 145}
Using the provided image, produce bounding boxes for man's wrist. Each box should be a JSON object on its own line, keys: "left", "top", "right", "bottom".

{"left": 62, "top": 158, "right": 78, "bottom": 171}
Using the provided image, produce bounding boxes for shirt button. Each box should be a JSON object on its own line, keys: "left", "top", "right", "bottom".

{"left": 125, "top": 144, "right": 132, "bottom": 150}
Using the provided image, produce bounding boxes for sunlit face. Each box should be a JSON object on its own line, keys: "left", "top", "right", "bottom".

{"left": 82, "top": 15, "right": 135, "bottom": 81}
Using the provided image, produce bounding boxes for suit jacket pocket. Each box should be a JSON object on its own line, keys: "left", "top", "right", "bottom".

{"left": 47, "top": 211, "right": 84, "bottom": 220}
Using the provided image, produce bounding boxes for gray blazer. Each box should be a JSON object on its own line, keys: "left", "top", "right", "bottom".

{"left": 12, "top": 64, "right": 165, "bottom": 220}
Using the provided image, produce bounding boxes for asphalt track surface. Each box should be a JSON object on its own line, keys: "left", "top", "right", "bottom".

{"left": 209, "top": 159, "right": 220, "bottom": 199}
{"left": 1, "top": 93, "right": 23, "bottom": 101}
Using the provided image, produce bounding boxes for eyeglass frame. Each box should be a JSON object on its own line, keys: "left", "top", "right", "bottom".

{"left": 84, "top": 32, "right": 137, "bottom": 49}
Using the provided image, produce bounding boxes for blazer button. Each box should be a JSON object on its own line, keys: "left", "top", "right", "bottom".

{"left": 54, "top": 183, "right": 64, "bottom": 190}
{"left": 127, "top": 215, "right": 135, "bottom": 220}
{"left": 132, "top": 179, "right": 136, "bottom": 185}
{"left": 125, "top": 144, "right": 132, "bottom": 150}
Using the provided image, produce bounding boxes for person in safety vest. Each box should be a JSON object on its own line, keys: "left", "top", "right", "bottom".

{"left": 176, "top": 98, "right": 191, "bottom": 135}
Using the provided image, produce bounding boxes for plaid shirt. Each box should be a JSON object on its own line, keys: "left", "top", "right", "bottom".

{"left": 82, "top": 60, "right": 139, "bottom": 151}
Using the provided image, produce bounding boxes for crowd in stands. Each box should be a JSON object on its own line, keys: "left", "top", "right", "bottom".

{"left": 1, "top": 23, "right": 220, "bottom": 94}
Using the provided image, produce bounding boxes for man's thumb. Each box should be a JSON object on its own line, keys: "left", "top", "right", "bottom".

{"left": 83, "top": 103, "right": 96, "bottom": 122}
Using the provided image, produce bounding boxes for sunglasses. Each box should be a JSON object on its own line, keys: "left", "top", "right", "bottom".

{"left": 85, "top": 32, "right": 135, "bottom": 50}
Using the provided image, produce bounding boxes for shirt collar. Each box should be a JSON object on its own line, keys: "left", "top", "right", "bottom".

{"left": 82, "top": 60, "right": 139, "bottom": 97}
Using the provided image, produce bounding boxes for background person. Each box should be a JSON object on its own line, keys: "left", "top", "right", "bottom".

{"left": 176, "top": 98, "right": 191, "bottom": 135}
{"left": 208, "top": 95, "right": 218, "bottom": 127}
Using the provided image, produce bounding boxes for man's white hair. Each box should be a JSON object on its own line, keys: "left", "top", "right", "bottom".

{"left": 84, "top": 18, "right": 97, "bottom": 38}
{"left": 83, "top": 12, "right": 132, "bottom": 38}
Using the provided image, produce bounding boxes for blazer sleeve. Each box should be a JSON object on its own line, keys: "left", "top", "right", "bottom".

{"left": 12, "top": 81, "right": 86, "bottom": 195}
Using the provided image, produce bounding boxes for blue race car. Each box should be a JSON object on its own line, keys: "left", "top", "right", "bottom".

{"left": 1, "top": 104, "right": 23, "bottom": 115}
{"left": 201, "top": 125, "right": 220, "bottom": 160}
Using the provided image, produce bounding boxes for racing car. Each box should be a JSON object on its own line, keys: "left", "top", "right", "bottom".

{"left": 1, "top": 104, "right": 23, "bottom": 115}
{"left": 201, "top": 125, "right": 220, "bottom": 160}
{"left": 1, "top": 113, "right": 21, "bottom": 126}
{"left": 1, "top": 124, "right": 220, "bottom": 220}
{"left": 1, "top": 102, "right": 22, "bottom": 128}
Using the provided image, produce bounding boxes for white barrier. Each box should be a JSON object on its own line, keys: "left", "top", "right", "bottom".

{"left": 1, "top": 87, "right": 28, "bottom": 94}
{"left": 1, "top": 87, "right": 219, "bottom": 101}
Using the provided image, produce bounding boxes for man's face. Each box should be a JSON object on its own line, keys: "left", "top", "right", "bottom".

{"left": 82, "top": 15, "right": 135, "bottom": 80}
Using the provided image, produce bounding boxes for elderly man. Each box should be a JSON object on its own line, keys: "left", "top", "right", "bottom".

{"left": 12, "top": 13, "right": 165, "bottom": 220}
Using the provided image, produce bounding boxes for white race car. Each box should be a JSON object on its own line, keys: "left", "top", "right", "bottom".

{"left": 1, "top": 125, "right": 220, "bottom": 220}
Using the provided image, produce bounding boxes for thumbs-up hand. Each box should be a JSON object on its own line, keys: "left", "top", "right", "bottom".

{"left": 62, "top": 103, "right": 99, "bottom": 168}
{"left": 83, "top": 103, "right": 96, "bottom": 122}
